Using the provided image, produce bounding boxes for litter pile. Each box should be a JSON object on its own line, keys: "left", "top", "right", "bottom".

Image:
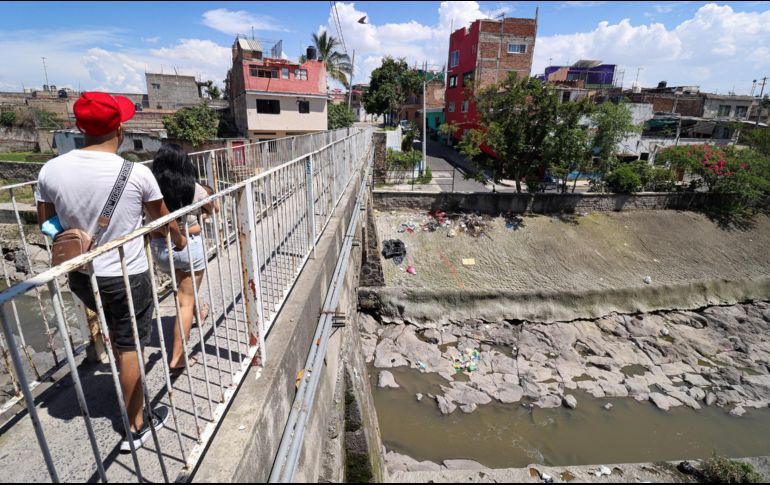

{"left": 458, "top": 214, "right": 490, "bottom": 238}
{"left": 422, "top": 210, "right": 451, "bottom": 232}
{"left": 504, "top": 212, "right": 526, "bottom": 231}
{"left": 381, "top": 239, "right": 406, "bottom": 265}
{"left": 451, "top": 348, "right": 482, "bottom": 374}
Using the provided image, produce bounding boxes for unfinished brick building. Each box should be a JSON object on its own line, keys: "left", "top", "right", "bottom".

{"left": 445, "top": 14, "right": 538, "bottom": 140}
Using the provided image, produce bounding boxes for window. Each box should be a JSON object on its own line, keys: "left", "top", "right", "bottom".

{"left": 562, "top": 91, "right": 571, "bottom": 103}
{"left": 507, "top": 43, "right": 526, "bottom": 54}
{"left": 151, "top": 83, "right": 161, "bottom": 90}
{"left": 448, "top": 102, "right": 455, "bottom": 113}
{"left": 736, "top": 106, "right": 748, "bottom": 118}
{"left": 640, "top": 152, "right": 650, "bottom": 161}
{"left": 461, "top": 100, "right": 469, "bottom": 113}
{"left": 449, "top": 75, "right": 457, "bottom": 88}
{"left": 281, "top": 67, "right": 290, "bottom": 79}
{"left": 256, "top": 99, "right": 281, "bottom": 114}
{"left": 133, "top": 139, "right": 144, "bottom": 151}
{"left": 462, "top": 71, "right": 474, "bottom": 86}
{"left": 249, "top": 65, "right": 258, "bottom": 76}
{"left": 450, "top": 50, "right": 460, "bottom": 67}
{"left": 257, "top": 69, "right": 277, "bottom": 78}
{"left": 295, "top": 69, "right": 308, "bottom": 80}
{"left": 298, "top": 100, "right": 310, "bottom": 114}
{"left": 718, "top": 105, "right": 731, "bottom": 117}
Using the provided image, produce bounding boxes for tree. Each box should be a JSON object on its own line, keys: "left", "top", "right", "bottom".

{"left": 328, "top": 102, "right": 354, "bottom": 129}
{"left": 457, "top": 72, "right": 565, "bottom": 193}
{"left": 163, "top": 104, "right": 219, "bottom": 148}
{"left": 311, "top": 31, "right": 352, "bottom": 88}
{"left": 590, "top": 102, "right": 639, "bottom": 174}
{"left": 745, "top": 128, "right": 770, "bottom": 156}
{"left": 544, "top": 99, "right": 594, "bottom": 192}
{"left": 363, "top": 57, "right": 421, "bottom": 126}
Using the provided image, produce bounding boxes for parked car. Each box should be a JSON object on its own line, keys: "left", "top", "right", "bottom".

{"left": 399, "top": 120, "right": 411, "bottom": 131}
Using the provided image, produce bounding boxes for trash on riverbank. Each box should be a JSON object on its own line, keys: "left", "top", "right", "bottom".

{"left": 452, "top": 348, "right": 481, "bottom": 373}
{"left": 382, "top": 239, "right": 407, "bottom": 265}
{"left": 504, "top": 213, "right": 526, "bottom": 231}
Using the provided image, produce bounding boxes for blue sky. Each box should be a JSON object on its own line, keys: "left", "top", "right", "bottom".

{"left": 1, "top": 1, "right": 769, "bottom": 94}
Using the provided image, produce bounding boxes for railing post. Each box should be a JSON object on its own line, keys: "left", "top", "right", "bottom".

{"left": 205, "top": 150, "right": 219, "bottom": 191}
{"left": 236, "top": 182, "right": 268, "bottom": 366}
{"left": 306, "top": 154, "right": 317, "bottom": 258}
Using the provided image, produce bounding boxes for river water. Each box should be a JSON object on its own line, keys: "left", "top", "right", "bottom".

{"left": 371, "top": 365, "right": 770, "bottom": 468}
{"left": 0, "top": 281, "right": 80, "bottom": 353}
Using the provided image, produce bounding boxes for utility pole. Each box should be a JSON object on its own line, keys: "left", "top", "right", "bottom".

{"left": 41, "top": 57, "right": 49, "bottom": 89}
{"left": 348, "top": 49, "right": 355, "bottom": 109}
{"left": 422, "top": 61, "right": 427, "bottom": 176}
{"left": 633, "top": 67, "right": 643, "bottom": 90}
{"left": 755, "top": 77, "right": 767, "bottom": 128}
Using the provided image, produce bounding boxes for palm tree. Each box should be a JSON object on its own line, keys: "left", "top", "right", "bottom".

{"left": 300, "top": 31, "right": 352, "bottom": 88}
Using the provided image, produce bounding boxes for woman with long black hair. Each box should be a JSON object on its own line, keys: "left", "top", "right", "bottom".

{"left": 150, "top": 143, "right": 215, "bottom": 377}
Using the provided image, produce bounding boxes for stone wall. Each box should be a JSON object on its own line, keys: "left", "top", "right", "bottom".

{"left": 0, "top": 161, "right": 45, "bottom": 181}
{"left": 373, "top": 190, "right": 736, "bottom": 214}
{"left": 0, "top": 127, "right": 37, "bottom": 153}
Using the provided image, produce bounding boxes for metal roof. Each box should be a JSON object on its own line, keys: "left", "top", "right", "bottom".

{"left": 572, "top": 60, "right": 603, "bottom": 69}
{"left": 238, "top": 38, "right": 263, "bottom": 53}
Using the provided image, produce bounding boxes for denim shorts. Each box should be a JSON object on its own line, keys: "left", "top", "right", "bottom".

{"left": 151, "top": 234, "right": 206, "bottom": 274}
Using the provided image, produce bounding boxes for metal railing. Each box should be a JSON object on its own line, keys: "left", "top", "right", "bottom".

{"left": 377, "top": 169, "right": 458, "bottom": 192}
{"left": 0, "top": 127, "right": 356, "bottom": 405}
{"left": 0, "top": 127, "right": 373, "bottom": 482}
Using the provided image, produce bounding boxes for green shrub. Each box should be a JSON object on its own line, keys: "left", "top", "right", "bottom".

{"left": 0, "top": 111, "right": 16, "bottom": 127}
{"left": 702, "top": 455, "right": 763, "bottom": 483}
{"left": 416, "top": 166, "right": 432, "bottom": 184}
{"left": 328, "top": 102, "right": 354, "bottom": 129}
{"left": 401, "top": 121, "right": 419, "bottom": 151}
{"left": 605, "top": 164, "right": 642, "bottom": 193}
{"left": 386, "top": 148, "right": 420, "bottom": 169}
{"left": 644, "top": 166, "right": 677, "bottom": 192}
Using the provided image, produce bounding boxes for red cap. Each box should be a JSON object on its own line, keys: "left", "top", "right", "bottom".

{"left": 73, "top": 92, "right": 136, "bottom": 137}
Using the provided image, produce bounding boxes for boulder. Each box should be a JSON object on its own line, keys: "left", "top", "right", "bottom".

{"left": 649, "top": 392, "right": 682, "bottom": 411}
{"left": 436, "top": 395, "right": 457, "bottom": 415}
{"left": 535, "top": 394, "right": 563, "bottom": 409}
{"left": 374, "top": 339, "right": 408, "bottom": 368}
{"left": 563, "top": 394, "right": 578, "bottom": 409}
{"left": 443, "top": 460, "right": 488, "bottom": 471}
{"left": 600, "top": 382, "right": 629, "bottom": 398}
{"left": 688, "top": 387, "right": 707, "bottom": 402}
{"left": 684, "top": 373, "right": 710, "bottom": 387}
{"left": 668, "top": 390, "right": 701, "bottom": 410}
{"left": 359, "top": 313, "right": 380, "bottom": 335}
{"left": 378, "top": 371, "right": 400, "bottom": 389}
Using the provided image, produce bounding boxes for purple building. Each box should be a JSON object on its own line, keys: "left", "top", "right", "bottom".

{"left": 538, "top": 60, "right": 616, "bottom": 87}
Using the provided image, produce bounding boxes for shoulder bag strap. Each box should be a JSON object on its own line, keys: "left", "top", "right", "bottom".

{"left": 92, "top": 159, "right": 134, "bottom": 245}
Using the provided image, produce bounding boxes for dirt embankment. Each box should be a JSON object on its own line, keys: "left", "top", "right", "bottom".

{"left": 364, "top": 210, "right": 770, "bottom": 323}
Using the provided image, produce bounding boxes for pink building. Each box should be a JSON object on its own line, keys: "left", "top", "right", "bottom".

{"left": 227, "top": 37, "right": 328, "bottom": 140}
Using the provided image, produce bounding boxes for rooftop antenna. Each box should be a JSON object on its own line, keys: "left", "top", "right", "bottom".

{"left": 41, "top": 56, "right": 50, "bottom": 89}
{"left": 251, "top": 26, "right": 255, "bottom": 40}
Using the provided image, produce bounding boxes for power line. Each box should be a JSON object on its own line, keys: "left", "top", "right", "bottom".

{"left": 330, "top": 1, "right": 348, "bottom": 56}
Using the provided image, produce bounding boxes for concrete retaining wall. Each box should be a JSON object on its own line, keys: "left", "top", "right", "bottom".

{"left": 0, "top": 127, "right": 37, "bottom": 153}
{"left": 193, "top": 154, "right": 383, "bottom": 482}
{"left": 374, "top": 190, "right": 735, "bottom": 214}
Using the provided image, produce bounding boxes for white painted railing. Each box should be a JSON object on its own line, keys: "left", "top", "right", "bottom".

{"left": 0, "top": 127, "right": 373, "bottom": 482}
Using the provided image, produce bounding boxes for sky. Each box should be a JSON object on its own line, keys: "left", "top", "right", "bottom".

{"left": 1, "top": 1, "right": 769, "bottom": 96}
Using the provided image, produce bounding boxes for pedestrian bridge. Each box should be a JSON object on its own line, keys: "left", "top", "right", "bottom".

{"left": 0, "top": 127, "right": 374, "bottom": 482}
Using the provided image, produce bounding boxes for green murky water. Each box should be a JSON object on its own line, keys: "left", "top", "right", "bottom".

{"left": 371, "top": 365, "right": 770, "bottom": 468}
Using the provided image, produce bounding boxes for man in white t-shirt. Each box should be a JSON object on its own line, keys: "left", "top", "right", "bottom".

{"left": 36, "top": 91, "right": 186, "bottom": 453}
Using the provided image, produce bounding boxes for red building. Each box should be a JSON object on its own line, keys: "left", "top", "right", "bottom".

{"left": 227, "top": 37, "right": 328, "bottom": 140}
{"left": 444, "top": 15, "right": 538, "bottom": 142}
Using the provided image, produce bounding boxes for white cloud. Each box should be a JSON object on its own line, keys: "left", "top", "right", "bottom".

{"left": 561, "top": 1, "right": 608, "bottom": 8}
{"left": 0, "top": 28, "right": 232, "bottom": 93}
{"left": 141, "top": 36, "right": 160, "bottom": 44}
{"left": 534, "top": 3, "right": 770, "bottom": 94}
{"left": 202, "top": 8, "right": 287, "bottom": 35}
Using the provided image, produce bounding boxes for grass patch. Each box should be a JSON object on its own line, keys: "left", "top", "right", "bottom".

{"left": 701, "top": 455, "right": 764, "bottom": 483}
{"left": 0, "top": 179, "right": 35, "bottom": 204}
{"left": 0, "top": 152, "right": 34, "bottom": 162}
